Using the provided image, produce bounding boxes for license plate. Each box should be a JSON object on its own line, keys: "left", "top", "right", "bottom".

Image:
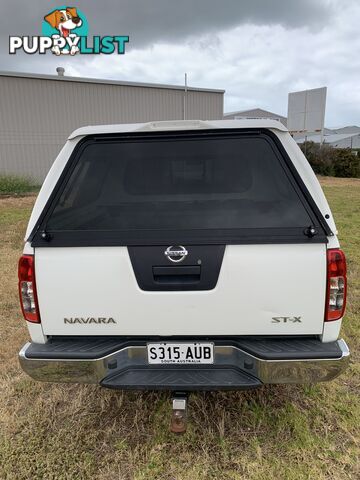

{"left": 147, "top": 342, "right": 214, "bottom": 365}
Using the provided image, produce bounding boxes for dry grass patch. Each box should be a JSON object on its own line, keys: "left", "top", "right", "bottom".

{"left": 317, "top": 175, "right": 360, "bottom": 187}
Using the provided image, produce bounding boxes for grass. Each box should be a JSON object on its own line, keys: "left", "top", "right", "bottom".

{"left": 0, "top": 178, "right": 359, "bottom": 479}
{"left": 0, "top": 175, "right": 39, "bottom": 195}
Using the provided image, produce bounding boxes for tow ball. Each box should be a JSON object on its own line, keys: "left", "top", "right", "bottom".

{"left": 170, "top": 392, "right": 189, "bottom": 434}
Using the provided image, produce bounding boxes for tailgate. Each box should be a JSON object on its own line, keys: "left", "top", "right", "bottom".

{"left": 35, "top": 243, "right": 326, "bottom": 336}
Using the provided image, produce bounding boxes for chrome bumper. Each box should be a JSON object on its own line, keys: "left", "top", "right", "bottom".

{"left": 19, "top": 339, "right": 350, "bottom": 388}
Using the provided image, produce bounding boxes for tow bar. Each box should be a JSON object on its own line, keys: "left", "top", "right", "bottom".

{"left": 170, "top": 392, "right": 189, "bottom": 434}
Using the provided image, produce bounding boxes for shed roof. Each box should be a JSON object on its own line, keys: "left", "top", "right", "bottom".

{"left": 0, "top": 70, "right": 225, "bottom": 93}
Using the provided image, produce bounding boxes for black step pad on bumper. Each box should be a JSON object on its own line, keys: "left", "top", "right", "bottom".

{"left": 25, "top": 337, "right": 344, "bottom": 360}
{"left": 101, "top": 367, "right": 262, "bottom": 391}
{"left": 235, "top": 338, "right": 343, "bottom": 360}
{"left": 24, "top": 337, "right": 130, "bottom": 359}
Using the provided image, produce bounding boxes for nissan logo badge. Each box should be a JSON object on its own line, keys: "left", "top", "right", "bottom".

{"left": 164, "top": 245, "right": 188, "bottom": 263}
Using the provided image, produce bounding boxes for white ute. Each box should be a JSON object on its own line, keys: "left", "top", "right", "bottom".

{"left": 18, "top": 119, "right": 350, "bottom": 392}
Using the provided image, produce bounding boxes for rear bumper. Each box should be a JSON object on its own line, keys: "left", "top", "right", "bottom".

{"left": 19, "top": 337, "right": 350, "bottom": 391}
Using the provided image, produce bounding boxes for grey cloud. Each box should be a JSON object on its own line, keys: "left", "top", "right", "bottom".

{"left": 1, "top": 0, "right": 334, "bottom": 49}
{"left": 0, "top": 0, "right": 335, "bottom": 75}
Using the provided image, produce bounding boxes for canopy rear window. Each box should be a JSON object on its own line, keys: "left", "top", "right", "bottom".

{"left": 33, "top": 131, "right": 328, "bottom": 246}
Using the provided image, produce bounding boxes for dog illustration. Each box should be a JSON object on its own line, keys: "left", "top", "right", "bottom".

{"left": 44, "top": 7, "right": 82, "bottom": 55}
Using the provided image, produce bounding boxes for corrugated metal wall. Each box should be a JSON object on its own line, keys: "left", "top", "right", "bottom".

{"left": 0, "top": 75, "right": 224, "bottom": 182}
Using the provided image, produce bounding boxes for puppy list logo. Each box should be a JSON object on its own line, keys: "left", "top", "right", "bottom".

{"left": 9, "top": 6, "right": 129, "bottom": 56}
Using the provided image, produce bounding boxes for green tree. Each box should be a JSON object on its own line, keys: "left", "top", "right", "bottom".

{"left": 333, "top": 149, "right": 360, "bottom": 178}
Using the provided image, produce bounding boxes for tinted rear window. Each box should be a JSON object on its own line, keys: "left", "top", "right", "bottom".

{"left": 43, "top": 133, "right": 319, "bottom": 242}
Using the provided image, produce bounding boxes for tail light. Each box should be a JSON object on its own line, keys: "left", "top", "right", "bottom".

{"left": 325, "top": 249, "right": 347, "bottom": 321}
{"left": 18, "top": 255, "right": 40, "bottom": 323}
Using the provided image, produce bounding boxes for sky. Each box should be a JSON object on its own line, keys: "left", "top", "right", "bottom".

{"left": 1, "top": 0, "right": 360, "bottom": 127}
